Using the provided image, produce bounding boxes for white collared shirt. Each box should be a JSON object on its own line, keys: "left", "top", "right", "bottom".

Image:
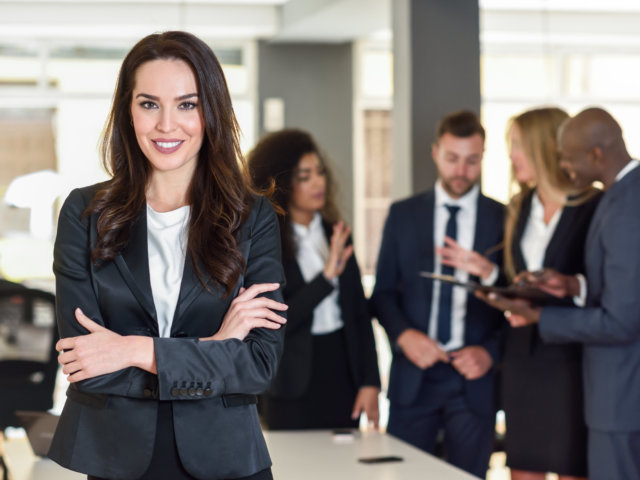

{"left": 292, "top": 213, "right": 344, "bottom": 335}
{"left": 520, "top": 192, "right": 562, "bottom": 272}
{"left": 615, "top": 158, "right": 640, "bottom": 181}
{"left": 147, "top": 204, "right": 190, "bottom": 338}
{"left": 428, "top": 181, "right": 480, "bottom": 351}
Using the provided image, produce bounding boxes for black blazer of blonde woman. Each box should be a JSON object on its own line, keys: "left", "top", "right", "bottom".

{"left": 48, "top": 183, "right": 285, "bottom": 480}
{"left": 266, "top": 220, "right": 380, "bottom": 400}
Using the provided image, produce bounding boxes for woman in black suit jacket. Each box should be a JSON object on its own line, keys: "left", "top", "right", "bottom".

{"left": 248, "top": 129, "right": 380, "bottom": 430}
{"left": 440, "top": 107, "right": 600, "bottom": 480}
{"left": 50, "top": 32, "right": 287, "bottom": 480}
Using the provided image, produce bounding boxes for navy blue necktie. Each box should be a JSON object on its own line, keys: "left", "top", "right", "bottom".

{"left": 437, "top": 204, "right": 460, "bottom": 345}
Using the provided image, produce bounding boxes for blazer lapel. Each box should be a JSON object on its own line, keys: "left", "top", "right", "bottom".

{"left": 419, "top": 191, "right": 435, "bottom": 275}
{"left": 544, "top": 203, "right": 574, "bottom": 267}
{"left": 512, "top": 192, "right": 533, "bottom": 272}
{"left": 171, "top": 253, "right": 210, "bottom": 332}
{"left": 418, "top": 192, "right": 436, "bottom": 326}
{"left": 472, "top": 194, "right": 503, "bottom": 273}
{"left": 114, "top": 210, "right": 158, "bottom": 331}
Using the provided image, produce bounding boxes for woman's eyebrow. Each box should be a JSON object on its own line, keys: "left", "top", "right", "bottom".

{"left": 134, "top": 93, "right": 198, "bottom": 100}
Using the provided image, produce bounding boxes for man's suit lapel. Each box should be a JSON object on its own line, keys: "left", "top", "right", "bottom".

{"left": 114, "top": 210, "right": 158, "bottom": 333}
{"left": 418, "top": 192, "right": 435, "bottom": 323}
{"left": 419, "top": 191, "right": 435, "bottom": 274}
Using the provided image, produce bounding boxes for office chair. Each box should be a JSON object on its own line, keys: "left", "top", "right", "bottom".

{"left": 0, "top": 285, "right": 59, "bottom": 430}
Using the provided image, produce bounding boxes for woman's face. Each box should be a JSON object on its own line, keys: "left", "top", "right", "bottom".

{"left": 509, "top": 125, "right": 536, "bottom": 184}
{"left": 289, "top": 152, "right": 327, "bottom": 218}
{"left": 130, "top": 58, "right": 204, "bottom": 181}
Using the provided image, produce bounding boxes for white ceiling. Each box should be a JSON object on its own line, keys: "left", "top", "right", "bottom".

{"left": 0, "top": 0, "right": 389, "bottom": 45}
{"left": 1, "top": 0, "right": 640, "bottom": 49}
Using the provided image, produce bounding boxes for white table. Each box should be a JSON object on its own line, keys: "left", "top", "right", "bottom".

{"left": 2, "top": 436, "right": 82, "bottom": 480}
{"left": 3, "top": 430, "right": 478, "bottom": 480}
{"left": 264, "top": 430, "right": 479, "bottom": 480}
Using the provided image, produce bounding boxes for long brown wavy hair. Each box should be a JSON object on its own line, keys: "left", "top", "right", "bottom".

{"left": 246, "top": 128, "right": 340, "bottom": 262}
{"left": 88, "top": 31, "right": 252, "bottom": 296}
{"left": 503, "top": 107, "right": 570, "bottom": 279}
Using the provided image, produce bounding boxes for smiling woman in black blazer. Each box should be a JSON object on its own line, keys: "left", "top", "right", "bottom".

{"left": 49, "top": 31, "right": 287, "bottom": 480}
{"left": 248, "top": 129, "right": 380, "bottom": 430}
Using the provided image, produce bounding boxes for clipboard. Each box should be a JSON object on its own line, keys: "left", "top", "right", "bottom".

{"left": 419, "top": 271, "right": 569, "bottom": 306}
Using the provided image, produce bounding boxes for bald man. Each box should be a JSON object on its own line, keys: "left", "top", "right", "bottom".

{"left": 480, "top": 107, "right": 640, "bottom": 480}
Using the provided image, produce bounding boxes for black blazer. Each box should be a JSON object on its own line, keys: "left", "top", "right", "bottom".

{"left": 505, "top": 188, "right": 603, "bottom": 360}
{"left": 371, "top": 190, "right": 505, "bottom": 415}
{"left": 266, "top": 220, "right": 380, "bottom": 399}
{"left": 48, "top": 184, "right": 285, "bottom": 479}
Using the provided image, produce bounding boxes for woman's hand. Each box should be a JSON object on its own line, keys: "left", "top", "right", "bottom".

{"left": 351, "top": 386, "right": 380, "bottom": 430}
{"left": 56, "top": 308, "right": 156, "bottom": 382}
{"left": 208, "top": 283, "right": 287, "bottom": 341}
{"left": 323, "top": 221, "right": 353, "bottom": 281}
{"left": 436, "top": 236, "right": 495, "bottom": 280}
{"left": 475, "top": 291, "right": 542, "bottom": 327}
{"left": 514, "top": 268, "right": 580, "bottom": 298}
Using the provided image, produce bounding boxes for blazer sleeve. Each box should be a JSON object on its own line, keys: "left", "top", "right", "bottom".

{"left": 54, "top": 187, "right": 156, "bottom": 399}
{"left": 539, "top": 203, "right": 640, "bottom": 345}
{"left": 283, "top": 271, "right": 335, "bottom": 335}
{"left": 153, "top": 197, "right": 287, "bottom": 400}
{"left": 370, "top": 204, "right": 413, "bottom": 342}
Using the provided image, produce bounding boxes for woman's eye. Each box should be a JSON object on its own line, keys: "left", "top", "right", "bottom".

{"left": 179, "top": 102, "right": 198, "bottom": 110}
{"left": 139, "top": 101, "right": 158, "bottom": 110}
{"left": 295, "top": 175, "right": 311, "bottom": 183}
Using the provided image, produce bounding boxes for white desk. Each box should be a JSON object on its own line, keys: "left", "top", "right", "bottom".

{"left": 264, "top": 430, "right": 479, "bottom": 480}
{"left": 3, "top": 430, "right": 478, "bottom": 480}
{"left": 2, "top": 437, "right": 82, "bottom": 480}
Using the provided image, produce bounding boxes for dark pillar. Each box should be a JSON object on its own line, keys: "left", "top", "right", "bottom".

{"left": 392, "top": 0, "right": 481, "bottom": 197}
{"left": 256, "top": 41, "right": 354, "bottom": 223}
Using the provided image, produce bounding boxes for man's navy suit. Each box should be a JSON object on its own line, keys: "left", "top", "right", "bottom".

{"left": 539, "top": 165, "right": 640, "bottom": 480}
{"left": 371, "top": 188, "right": 504, "bottom": 477}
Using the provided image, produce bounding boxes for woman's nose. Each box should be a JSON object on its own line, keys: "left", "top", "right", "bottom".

{"left": 156, "top": 109, "right": 176, "bottom": 132}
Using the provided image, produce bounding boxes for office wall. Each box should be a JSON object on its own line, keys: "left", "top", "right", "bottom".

{"left": 257, "top": 41, "right": 354, "bottom": 223}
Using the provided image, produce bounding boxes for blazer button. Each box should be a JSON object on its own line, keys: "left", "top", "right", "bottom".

{"left": 204, "top": 388, "right": 213, "bottom": 397}
{"left": 143, "top": 388, "right": 152, "bottom": 398}
{"left": 171, "top": 388, "right": 180, "bottom": 397}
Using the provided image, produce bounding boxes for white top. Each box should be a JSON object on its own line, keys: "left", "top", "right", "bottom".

{"left": 520, "top": 192, "right": 562, "bottom": 271}
{"left": 292, "top": 213, "right": 344, "bottom": 335}
{"left": 147, "top": 204, "right": 190, "bottom": 338}
{"left": 429, "top": 181, "right": 479, "bottom": 351}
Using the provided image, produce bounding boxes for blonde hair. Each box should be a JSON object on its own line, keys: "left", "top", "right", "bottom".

{"left": 503, "top": 107, "right": 569, "bottom": 279}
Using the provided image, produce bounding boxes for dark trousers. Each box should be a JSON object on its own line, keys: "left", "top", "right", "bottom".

{"left": 387, "top": 365, "right": 494, "bottom": 478}
{"left": 588, "top": 429, "right": 640, "bottom": 480}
